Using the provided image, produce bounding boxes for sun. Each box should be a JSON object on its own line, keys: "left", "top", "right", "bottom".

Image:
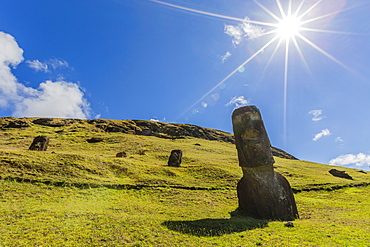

{"left": 276, "top": 15, "right": 302, "bottom": 41}
{"left": 149, "top": 0, "right": 352, "bottom": 143}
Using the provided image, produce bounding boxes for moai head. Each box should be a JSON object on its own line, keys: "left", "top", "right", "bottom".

{"left": 168, "top": 149, "right": 182, "bottom": 167}
{"left": 29, "top": 135, "right": 50, "bottom": 151}
{"left": 232, "top": 106, "right": 275, "bottom": 168}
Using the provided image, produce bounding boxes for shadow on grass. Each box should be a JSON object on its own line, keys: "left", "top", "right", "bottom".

{"left": 162, "top": 214, "right": 269, "bottom": 237}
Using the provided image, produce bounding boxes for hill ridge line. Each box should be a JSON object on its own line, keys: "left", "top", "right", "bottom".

{"left": 0, "top": 117, "right": 298, "bottom": 160}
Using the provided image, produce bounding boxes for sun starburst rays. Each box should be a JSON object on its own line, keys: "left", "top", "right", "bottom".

{"left": 251, "top": 0, "right": 352, "bottom": 144}
{"left": 150, "top": 0, "right": 354, "bottom": 144}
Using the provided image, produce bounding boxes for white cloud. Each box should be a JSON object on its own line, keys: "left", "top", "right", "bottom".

{"left": 330, "top": 153, "right": 370, "bottom": 167}
{"left": 0, "top": 32, "right": 24, "bottom": 67}
{"left": 49, "top": 58, "right": 70, "bottom": 69}
{"left": 335, "top": 137, "right": 344, "bottom": 142}
{"left": 225, "top": 17, "right": 264, "bottom": 46}
{"left": 0, "top": 31, "right": 24, "bottom": 107}
{"left": 308, "top": 109, "right": 325, "bottom": 121}
{"left": 13, "top": 80, "right": 90, "bottom": 118}
{"left": 220, "top": 51, "right": 231, "bottom": 63}
{"left": 0, "top": 31, "right": 90, "bottom": 118}
{"left": 226, "top": 96, "right": 249, "bottom": 108}
{"left": 26, "top": 60, "right": 49, "bottom": 72}
{"left": 26, "top": 58, "right": 72, "bottom": 73}
{"left": 150, "top": 117, "right": 167, "bottom": 122}
{"left": 313, "top": 129, "right": 331, "bottom": 141}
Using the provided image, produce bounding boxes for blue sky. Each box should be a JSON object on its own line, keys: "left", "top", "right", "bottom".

{"left": 1, "top": 0, "right": 370, "bottom": 170}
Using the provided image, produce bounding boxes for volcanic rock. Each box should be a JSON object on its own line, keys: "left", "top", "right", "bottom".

{"left": 32, "top": 118, "right": 64, "bottom": 127}
{"left": 5, "top": 120, "right": 30, "bottom": 128}
{"left": 87, "top": 137, "right": 103, "bottom": 143}
{"left": 116, "top": 151, "right": 127, "bottom": 158}
{"left": 284, "top": 221, "right": 294, "bottom": 227}
{"left": 329, "top": 169, "right": 353, "bottom": 180}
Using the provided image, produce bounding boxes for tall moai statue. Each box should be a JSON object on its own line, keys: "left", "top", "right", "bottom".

{"left": 232, "top": 106, "right": 298, "bottom": 221}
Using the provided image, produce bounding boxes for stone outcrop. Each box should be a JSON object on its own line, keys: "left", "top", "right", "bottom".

{"left": 87, "top": 137, "right": 103, "bottom": 143}
{"left": 168, "top": 150, "right": 182, "bottom": 167}
{"left": 0, "top": 117, "right": 30, "bottom": 128}
{"left": 29, "top": 136, "right": 50, "bottom": 151}
{"left": 116, "top": 151, "right": 127, "bottom": 158}
{"left": 232, "top": 106, "right": 298, "bottom": 221}
{"left": 329, "top": 169, "right": 353, "bottom": 180}
{"left": 5, "top": 120, "right": 30, "bottom": 128}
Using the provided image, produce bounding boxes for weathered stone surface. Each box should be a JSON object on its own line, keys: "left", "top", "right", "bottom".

{"left": 232, "top": 106, "right": 298, "bottom": 221}
{"left": 29, "top": 136, "right": 50, "bottom": 151}
{"left": 5, "top": 120, "right": 30, "bottom": 128}
{"left": 237, "top": 166, "right": 298, "bottom": 220}
{"left": 87, "top": 137, "right": 103, "bottom": 143}
{"left": 329, "top": 169, "right": 353, "bottom": 180}
{"left": 0, "top": 118, "right": 30, "bottom": 129}
{"left": 232, "top": 106, "right": 275, "bottom": 168}
{"left": 168, "top": 150, "right": 182, "bottom": 167}
{"left": 116, "top": 151, "right": 127, "bottom": 158}
{"left": 136, "top": 128, "right": 152, "bottom": 136}
{"left": 284, "top": 221, "right": 294, "bottom": 227}
{"left": 32, "top": 118, "right": 64, "bottom": 127}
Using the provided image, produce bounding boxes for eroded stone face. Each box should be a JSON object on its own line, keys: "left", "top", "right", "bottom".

{"left": 168, "top": 150, "right": 182, "bottom": 167}
{"left": 29, "top": 135, "right": 50, "bottom": 151}
{"left": 232, "top": 105, "right": 274, "bottom": 168}
{"left": 232, "top": 105, "right": 299, "bottom": 221}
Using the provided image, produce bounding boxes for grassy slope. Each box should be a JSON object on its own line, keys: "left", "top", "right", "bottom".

{"left": 0, "top": 119, "right": 369, "bottom": 246}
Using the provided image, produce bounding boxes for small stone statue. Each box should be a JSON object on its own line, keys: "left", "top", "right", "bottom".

{"left": 232, "top": 106, "right": 298, "bottom": 221}
{"left": 168, "top": 150, "right": 182, "bottom": 167}
{"left": 29, "top": 135, "right": 50, "bottom": 151}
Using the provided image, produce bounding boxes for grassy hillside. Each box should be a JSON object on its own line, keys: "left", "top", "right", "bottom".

{"left": 0, "top": 117, "right": 369, "bottom": 246}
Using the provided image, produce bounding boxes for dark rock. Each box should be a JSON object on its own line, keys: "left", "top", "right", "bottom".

{"left": 232, "top": 106, "right": 299, "bottom": 221}
{"left": 32, "top": 118, "right": 64, "bottom": 127}
{"left": 168, "top": 150, "right": 182, "bottom": 167}
{"left": 4, "top": 120, "right": 30, "bottom": 128}
{"left": 87, "top": 137, "right": 103, "bottom": 143}
{"left": 284, "top": 221, "right": 294, "bottom": 227}
{"left": 134, "top": 127, "right": 152, "bottom": 136}
{"left": 194, "top": 143, "right": 201, "bottom": 146}
{"left": 106, "top": 126, "right": 125, "bottom": 132}
{"left": 329, "top": 169, "right": 353, "bottom": 180}
{"left": 357, "top": 170, "right": 367, "bottom": 174}
{"left": 141, "top": 129, "right": 152, "bottom": 136}
{"left": 116, "top": 151, "right": 127, "bottom": 158}
{"left": 29, "top": 136, "right": 50, "bottom": 151}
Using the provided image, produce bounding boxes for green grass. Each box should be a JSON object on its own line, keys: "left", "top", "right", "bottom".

{"left": 0, "top": 118, "right": 370, "bottom": 246}
{"left": 1, "top": 122, "right": 368, "bottom": 191}
{"left": 0, "top": 180, "right": 369, "bottom": 246}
